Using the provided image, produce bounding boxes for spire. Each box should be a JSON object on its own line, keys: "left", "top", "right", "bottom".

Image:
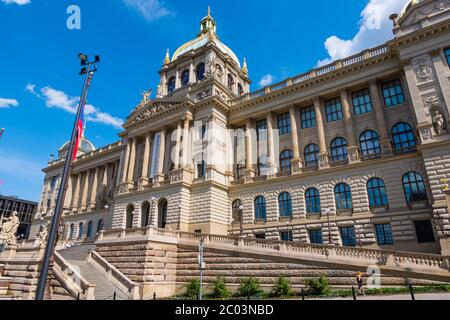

{"left": 163, "top": 48, "right": 170, "bottom": 66}
{"left": 199, "top": 5, "right": 216, "bottom": 36}
{"left": 242, "top": 57, "right": 248, "bottom": 75}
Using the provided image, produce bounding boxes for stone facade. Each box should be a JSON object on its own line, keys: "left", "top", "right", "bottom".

{"left": 31, "top": 1, "right": 450, "bottom": 257}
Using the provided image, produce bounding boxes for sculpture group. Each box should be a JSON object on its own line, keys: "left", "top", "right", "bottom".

{"left": 0, "top": 211, "right": 20, "bottom": 248}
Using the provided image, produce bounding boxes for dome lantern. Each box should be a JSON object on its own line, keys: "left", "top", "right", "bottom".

{"left": 199, "top": 6, "right": 217, "bottom": 36}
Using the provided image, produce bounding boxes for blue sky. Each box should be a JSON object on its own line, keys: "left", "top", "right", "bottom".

{"left": 0, "top": 0, "right": 410, "bottom": 201}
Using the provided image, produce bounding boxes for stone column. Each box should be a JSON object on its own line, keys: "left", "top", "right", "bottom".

{"left": 369, "top": 79, "right": 392, "bottom": 154}
{"left": 289, "top": 106, "right": 302, "bottom": 173}
{"left": 340, "top": 89, "right": 359, "bottom": 163}
{"left": 121, "top": 140, "right": 131, "bottom": 183}
{"left": 141, "top": 132, "right": 152, "bottom": 179}
{"left": 88, "top": 167, "right": 99, "bottom": 210}
{"left": 72, "top": 174, "right": 81, "bottom": 212}
{"left": 157, "top": 128, "right": 167, "bottom": 180}
{"left": 80, "top": 171, "right": 89, "bottom": 211}
{"left": 313, "top": 97, "right": 329, "bottom": 168}
{"left": 245, "top": 118, "right": 255, "bottom": 179}
{"left": 100, "top": 164, "right": 109, "bottom": 206}
{"left": 127, "top": 137, "right": 137, "bottom": 182}
{"left": 175, "top": 69, "right": 180, "bottom": 89}
{"left": 267, "top": 112, "right": 276, "bottom": 175}
{"left": 63, "top": 175, "right": 73, "bottom": 211}
{"left": 189, "top": 61, "right": 195, "bottom": 84}
{"left": 174, "top": 121, "right": 182, "bottom": 169}
{"left": 181, "top": 117, "right": 191, "bottom": 168}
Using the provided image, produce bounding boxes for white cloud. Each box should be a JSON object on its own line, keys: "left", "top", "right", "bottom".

{"left": 27, "top": 84, "right": 124, "bottom": 129}
{"left": 122, "top": 0, "right": 173, "bottom": 21}
{"left": 0, "top": 98, "right": 19, "bottom": 109}
{"left": 317, "top": 0, "right": 410, "bottom": 67}
{"left": 1, "top": 0, "right": 30, "bottom": 5}
{"left": 258, "top": 74, "right": 274, "bottom": 87}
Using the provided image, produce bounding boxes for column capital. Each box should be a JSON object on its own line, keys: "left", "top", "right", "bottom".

{"left": 369, "top": 78, "right": 378, "bottom": 86}
{"left": 313, "top": 96, "right": 321, "bottom": 104}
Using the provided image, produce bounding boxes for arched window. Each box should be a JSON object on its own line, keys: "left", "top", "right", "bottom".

{"left": 167, "top": 77, "right": 176, "bottom": 94}
{"left": 69, "top": 223, "right": 75, "bottom": 240}
{"left": 227, "top": 74, "right": 235, "bottom": 91}
{"left": 305, "top": 188, "right": 321, "bottom": 214}
{"left": 403, "top": 172, "right": 428, "bottom": 203}
{"left": 141, "top": 201, "right": 150, "bottom": 227}
{"left": 78, "top": 222, "right": 84, "bottom": 239}
{"left": 232, "top": 199, "right": 243, "bottom": 223}
{"left": 181, "top": 70, "right": 190, "bottom": 87}
{"left": 359, "top": 130, "right": 381, "bottom": 158}
{"left": 196, "top": 63, "right": 205, "bottom": 81}
{"left": 280, "top": 150, "right": 293, "bottom": 175}
{"left": 126, "top": 204, "right": 134, "bottom": 229}
{"left": 87, "top": 221, "right": 94, "bottom": 239}
{"left": 304, "top": 144, "right": 319, "bottom": 168}
{"left": 97, "top": 219, "right": 104, "bottom": 234}
{"left": 334, "top": 183, "right": 353, "bottom": 211}
{"left": 279, "top": 192, "right": 292, "bottom": 217}
{"left": 158, "top": 199, "right": 168, "bottom": 229}
{"left": 367, "top": 178, "right": 389, "bottom": 208}
{"left": 238, "top": 83, "right": 244, "bottom": 96}
{"left": 392, "top": 122, "right": 416, "bottom": 154}
{"left": 330, "top": 137, "right": 348, "bottom": 162}
{"left": 254, "top": 196, "right": 266, "bottom": 221}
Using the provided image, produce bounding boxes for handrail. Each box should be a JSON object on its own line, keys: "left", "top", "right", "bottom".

{"left": 88, "top": 250, "right": 140, "bottom": 299}
{"left": 53, "top": 252, "right": 95, "bottom": 300}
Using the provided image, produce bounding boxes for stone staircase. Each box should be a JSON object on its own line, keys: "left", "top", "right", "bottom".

{"left": 58, "top": 245, "right": 129, "bottom": 300}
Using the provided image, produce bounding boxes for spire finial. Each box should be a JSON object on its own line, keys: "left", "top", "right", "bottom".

{"left": 163, "top": 48, "right": 170, "bottom": 66}
{"left": 242, "top": 57, "right": 248, "bottom": 75}
{"left": 208, "top": 5, "right": 211, "bottom": 17}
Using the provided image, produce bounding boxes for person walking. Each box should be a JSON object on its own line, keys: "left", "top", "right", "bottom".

{"left": 356, "top": 271, "right": 364, "bottom": 294}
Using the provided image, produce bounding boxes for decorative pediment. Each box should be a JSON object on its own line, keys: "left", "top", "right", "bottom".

{"left": 400, "top": 0, "right": 450, "bottom": 28}
{"left": 124, "top": 100, "right": 186, "bottom": 129}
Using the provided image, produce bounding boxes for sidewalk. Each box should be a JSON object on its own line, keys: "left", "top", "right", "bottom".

{"left": 308, "top": 292, "right": 450, "bottom": 300}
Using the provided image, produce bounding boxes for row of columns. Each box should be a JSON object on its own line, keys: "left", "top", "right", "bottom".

{"left": 68, "top": 161, "right": 117, "bottom": 213}
{"left": 243, "top": 79, "right": 390, "bottom": 175}
{"left": 121, "top": 116, "right": 192, "bottom": 188}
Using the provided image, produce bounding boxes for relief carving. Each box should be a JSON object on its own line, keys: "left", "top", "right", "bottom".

{"left": 411, "top": 54, "right": 435, "bottom": 83}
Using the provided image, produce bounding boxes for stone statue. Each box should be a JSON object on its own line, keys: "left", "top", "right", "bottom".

{"left": 433, "top": 110, "right": 447, "bottom": 135}
{"left": 140, "top": 88, "right": 152, "bottom": 103}
{"left": 0, "top": 211, "right": 20, "bottom": 247}
{"left": 36, "top": 222, "right": 50, "bottom": 247}
{"left": 157, "top": 84, "right": 164, "bottom": 98}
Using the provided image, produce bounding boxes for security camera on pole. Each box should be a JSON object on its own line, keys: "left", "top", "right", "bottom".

{"left": 35, "top": 53, "right": 101, "bottom": 300}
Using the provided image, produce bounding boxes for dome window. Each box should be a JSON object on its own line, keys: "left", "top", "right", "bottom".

{"left": 181, "top": 70, "right": 190, "bottom": 87}
{"left": 196, "top": 63, "right": 205, "bottom": 81}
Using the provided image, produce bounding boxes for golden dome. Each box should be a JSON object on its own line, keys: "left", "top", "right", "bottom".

{"left": 171, "top": 8, "right": 241, "bottom": 68}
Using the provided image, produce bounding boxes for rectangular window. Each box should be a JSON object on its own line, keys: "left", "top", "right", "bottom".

{"left": 255, "top": 233, "right": 266, "bottom": 240}
{"left": 300, "top": 106, "right": 316, "bottom": 129}
{"left": 277, "top": 113, "right": 291, "bottom": 136}
{"left": 50, "top": 176, "right": 58, "bottom": 190}
{"left": 340, "top": 226, "right": 357, "bottom": 247}
{"left": 375, "top": 224, "right": 394, "bottom": 245}
{"left": 414, "top": 220, "right": 435, "bottom": 243}
{"left": 324, "top": 98, "right": 344, "bottom": 123}
{"left": 381, "top": 79, "right": 405, "bottom": 107}
{"left": 280, "top": 231, "right": 293, "bottom": 242}
{"left": 309, "top": 229, "right": 323, "bottom": 244}
{"left": 445, "top": 48, "right": 450, "bottom": 67}
{"left": 256, "top": 119, "right": 267, "bottom": 141}
{"left": 352, "top": 88, "right": 373, "bottom": 115}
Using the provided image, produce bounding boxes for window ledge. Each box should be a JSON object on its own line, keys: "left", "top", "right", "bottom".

{"left": 336, "top": 209, "right": 353, "bottom": 217}
{"left": 370, "top": 206, "right": 389, "bottom": 214}
{"left": 254, "top": 219, "right": 266, "bottom": 225}
{"left": 408, "top": 201, "right": 429, "bottom": 210}
{"left": 279, "top": 216, "right": 293, "bottom": 223}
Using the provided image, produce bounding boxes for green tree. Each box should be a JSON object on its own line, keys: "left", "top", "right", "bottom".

{"left": 208, "top": 277, "right": 231, "bottom": 299}
{"left": 306, "top": 276, "right": 331, "bottom": 296}
{"left": 184, "top": 278, "right": 201, "bottom": 299}
{"left": 271, "top": 277, "right": 294, "bottom": 298}
{"left": 238, "top": 277, "right": 263, "bottom": 298}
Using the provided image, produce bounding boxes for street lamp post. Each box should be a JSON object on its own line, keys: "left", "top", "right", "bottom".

{"left": 35, "top": 53, "right": 100, "bottom": 300}
{"left": 325, "top": 207, "right": 332, "bottom": 245}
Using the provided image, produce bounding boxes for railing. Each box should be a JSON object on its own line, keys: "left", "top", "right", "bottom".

{"left": 99, "top": 227, "right": 450, "bottom": 276}
{"left": 53, "top": 252, "right": 95, "bottom": 300}
{"left": 88, "top": 250, "right": 140, "bottom": 300}
{"left": 231, "top": 44, "right": 390, "bottom": 106}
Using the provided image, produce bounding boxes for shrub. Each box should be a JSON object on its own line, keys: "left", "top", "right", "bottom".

{"left": 184, "top": 278, "right": 201, "bottom": 299}
{"left": 271, "top": 277, "right": 294, "bottom": 298}
{"left": 306, "top": 276, "right": 331, "bottom": 296}
{"left": 208, "top": 277, "right": 231, "bottom": 299}
{"left": 238, "top": 277, "right": 263, "bottom": 298}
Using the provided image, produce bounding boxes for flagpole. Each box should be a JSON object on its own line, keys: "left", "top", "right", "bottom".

{"left": 35, "top": 55, "right": 99, "bottom": 300}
